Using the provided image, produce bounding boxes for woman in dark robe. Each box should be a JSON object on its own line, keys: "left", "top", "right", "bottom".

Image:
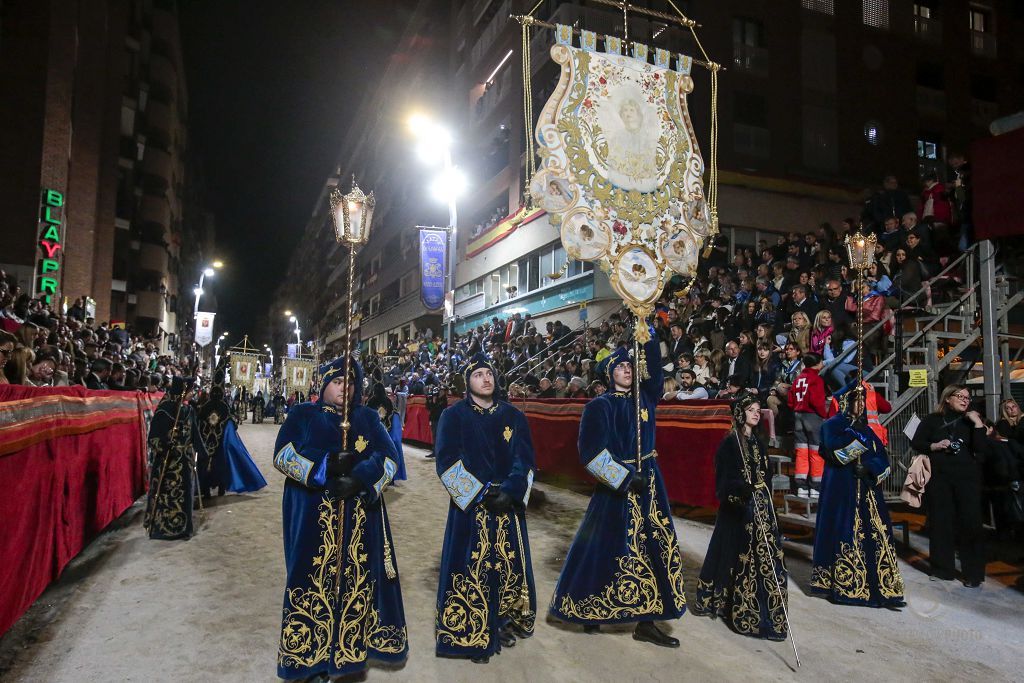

{"left": 693, "top": 392, "right": 788, "bottom": 641}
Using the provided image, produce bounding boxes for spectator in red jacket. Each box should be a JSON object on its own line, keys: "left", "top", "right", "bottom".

{"left": 788, "top": 352, "right": 829, "bottom": 498}
{"left": 918, "top": 171, "right": 954, "bottom": 255}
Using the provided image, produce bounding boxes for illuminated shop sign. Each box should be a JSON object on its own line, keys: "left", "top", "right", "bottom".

{"left": 36, "top": 188, "right": 64, "bottom": 304}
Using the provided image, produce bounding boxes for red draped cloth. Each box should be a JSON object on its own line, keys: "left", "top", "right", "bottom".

{"left": 404, "top": 396, "right": 731, "bottom": 508}
{"left": 0, "top": 385, "right": 157, "bottom": 637}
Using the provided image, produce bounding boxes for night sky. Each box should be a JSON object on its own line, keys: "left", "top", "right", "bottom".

{"left": 178, "top": 1, "right": 408, "bottom": 341}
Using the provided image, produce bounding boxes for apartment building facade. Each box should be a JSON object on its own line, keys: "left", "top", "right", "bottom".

{"left": 0, "top": 0, "right": 214, "bottom": 347}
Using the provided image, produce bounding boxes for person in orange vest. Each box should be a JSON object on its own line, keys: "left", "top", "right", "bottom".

{"left": 829, "top": 379, "right": 892, "bottom": 446}
{"left": 788, "top": 353, "right": 829, "bottom": 498}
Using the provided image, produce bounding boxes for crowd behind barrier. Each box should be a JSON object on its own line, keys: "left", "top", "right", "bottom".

{"left": 0, "top": 385, "right": 158, "bottom": 637}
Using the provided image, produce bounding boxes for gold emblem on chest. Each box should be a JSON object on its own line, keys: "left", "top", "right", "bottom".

{"left": 354, "top": 435, "right": 368, "bottom": 453}
{"left": 503, "top": 426, "right": 513, "bottom": 442}
{"left": 641, "top": 408, "right": 649, "bottom": 422}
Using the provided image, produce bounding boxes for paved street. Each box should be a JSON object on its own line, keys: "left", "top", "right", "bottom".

{"left": 2, "top": 421, "right": 1023, "bottom": 682}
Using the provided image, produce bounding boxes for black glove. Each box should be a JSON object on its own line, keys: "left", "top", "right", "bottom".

{"left": 327, "top": 476, "right": 362, "bottom": 500}
{"left": 737, "top": 481, "right": 755, "bottom": 502}
{"left": 853, "top": 463, "right": 874, "bottom": 482}
{"left": 627, "top": 473, "right": 648, "bottom": 495}
{"left": 327, "top": 451, "right": 355, "bottom": 478}
{"left": 482, "top": 487, "right": 514, "bottom": 514}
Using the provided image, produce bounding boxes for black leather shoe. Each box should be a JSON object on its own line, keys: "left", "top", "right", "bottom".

{"left": 962, "top": 579, "right": 983, "bottom": 588}
{"left": 633, "top": 621, "right": 679, "bottom": 648}
{"left": 471, "top": 655, "right": 490, "bottom": 664}
{"left": 582, "top": 624, "right": 600, "bottom": 634}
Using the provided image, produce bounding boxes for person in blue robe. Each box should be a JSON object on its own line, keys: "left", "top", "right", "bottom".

{"left": 274, "top": 356, "right": 408, "bottom": 681}
{"left": 434, "top": 352, "right": 537, "bottom": 663}
{"left": 366, "top": 383, "right": 407, "bottom": 483}
{"left": 810, "top": 385, "right": 905, "bottom": 607}
{"left": 145, "top": 376, "right": 206, "bottom": 540}
{"left": 198, "top": 385, "right": 231, "bottom": 497}
{"left": 550, "top": 332, "right": 687, "bottom": 647}
{"left": 693, "top": 392, "right": 788, "bottom": 641}
{"left": 221, "top": 417, "right": 267, "bottom": 493}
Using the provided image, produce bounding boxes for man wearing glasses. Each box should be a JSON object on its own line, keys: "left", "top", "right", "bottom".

{"left": 910, "top": 385, "right": 988, "bottom": 587}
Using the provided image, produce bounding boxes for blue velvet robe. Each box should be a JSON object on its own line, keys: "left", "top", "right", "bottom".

{"left": 550, "top": 338, "right": 688, "bottom": 624}
{"left": 222, "top": 420, "right": 267, "bottom": 493}
{"left": 693, "top": 432, "right": 787, "bottom": 640}
{"left": 368, "top": 398, "right": 408, "bottom": 483}
{"left": 434, "top": 397, "right": 537, "bottom": 659}
{"left": 145, "top": 397, "right": 205, "bottom": 540}
{"left": 274, "top": 399, "right": 407, "bottom": 679}
{"left": 810, "top": 411, "right": 906, "bottom": 607}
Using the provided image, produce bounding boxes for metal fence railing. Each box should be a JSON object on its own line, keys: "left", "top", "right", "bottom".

{"left": 879, "top": 388, "right": 931, "bottom": 502}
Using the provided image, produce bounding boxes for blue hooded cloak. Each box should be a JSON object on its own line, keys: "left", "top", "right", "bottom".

{"left": 273, "top": 356, "right": 408, "bottom": 679}
{"left": 550, "top": 336, "right": 688, "bottom": 625}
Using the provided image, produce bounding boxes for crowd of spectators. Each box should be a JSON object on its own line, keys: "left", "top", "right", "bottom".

{"left": 1, "top": 270, "right": 191, "bottom": 390}
{"left": 366, "top": 172, "right": 974, "bottom": 421}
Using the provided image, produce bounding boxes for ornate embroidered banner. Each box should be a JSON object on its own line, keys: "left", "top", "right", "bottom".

{"left": 282, "top": 357, "right": 315, "bottom": 397}
{"left": 419, "top": 227, "right": 447, "bottom": 311}
{"left": 533, "top": 35, "right": 712, "bottom": 326}
{"left": 230, "top": 353, "right": 260, "bottom": 391}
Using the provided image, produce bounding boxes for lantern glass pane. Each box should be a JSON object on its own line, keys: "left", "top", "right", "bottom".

{"left": 333, "top": 204, "right": 346, "bottom": 241}
{"left": 348, "top": 202, "right": 364, "bottom": 242}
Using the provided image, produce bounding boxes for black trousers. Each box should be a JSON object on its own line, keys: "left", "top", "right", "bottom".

{"left": 430, "top": 418, "right": 439, "bottom": 452}
{"left": 927, "top": 458, "right": 986, "bottom": 582}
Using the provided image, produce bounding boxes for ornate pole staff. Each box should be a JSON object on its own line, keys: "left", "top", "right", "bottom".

{"left": 329, "top": 176, "right": 376, "bottom": 599}
{"left": 844, "top": 229, "right": 877, "bottom": 391}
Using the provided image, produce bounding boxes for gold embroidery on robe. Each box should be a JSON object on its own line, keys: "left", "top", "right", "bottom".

{"left": 278, "top": 498, "right": 406, "bottom": 671}
{"left": 438, "top": 507, "right": 492, "bottom": 648}
{"left": 646, "top": 475, "right": 686, "bottom": 611}
{"left": 557, "top": 491, "right": 663, "bottom": 620}
{"left": 146, "top": 422, "right": 193, "bottom": 537}
{"left": 866, "top": 488, "right": 905, "bottom": 598}
{"left": 810, "top": 480, "right": 870, "bottom": 601}
{"left": 279, "top": 499, "right": 338, "bottom": 669}
{"left": 496, "top": 513, "right": 535, "bottom": 634}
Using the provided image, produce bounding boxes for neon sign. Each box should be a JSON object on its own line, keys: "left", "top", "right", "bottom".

{"left": 37, "top": 188, "right": 63, "bottom": 304}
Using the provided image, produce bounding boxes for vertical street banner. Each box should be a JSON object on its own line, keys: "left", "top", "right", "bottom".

{"left": 282, "top": 357, "right": 315, "bottom": 397}
{"left": 195, "top": 312, "right": 216, "bottom": 347}
{"left": 231, "top": 353, "right": 259, "bottom": 390}
{"left": 286, "top": 343, "right": 298, "bottom": 359}
{"left": 419, "top": 227, "right": 447, "bottom": 311}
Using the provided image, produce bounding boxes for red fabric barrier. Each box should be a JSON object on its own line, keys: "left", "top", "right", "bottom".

{"left": 404, "top": 396, "right": 732, "bottom": 508}
{"left": 403, "top": 396, "right": 434, "bottom": 443}
{"left": 0, "top": 385, "right": 156, "bottom": 637}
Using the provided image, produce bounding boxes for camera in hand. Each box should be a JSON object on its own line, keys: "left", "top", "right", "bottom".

{"left": 947, "top": 437, "right": 965, "bottom": 454}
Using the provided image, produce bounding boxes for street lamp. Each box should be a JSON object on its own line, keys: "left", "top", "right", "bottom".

{"left": 845, "top": 229, "right": 877, "bottom": 391}
{"left": 408, "top": 113, "right": 463, "bottom": 373}
{"left": 287, "top": 314, "right": 301, "bottom": 352}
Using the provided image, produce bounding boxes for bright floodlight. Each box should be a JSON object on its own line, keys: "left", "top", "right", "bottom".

{"left": 284, "top": 309, "right": 292, "bottom": 317}
{"left": 407, "top": 113, "right": 432, "bottom": 136}
{"left": 289, "top": 316, "right": 297, "bottom": 323}
{"left": 212, "top": 260, "right": 224, "bottom": 268}
{"left": 193, "top": 287, "right": 203, "bottom": 296}
{"left": 430, "top": 167, "right": 467, "bottom": 203}
{"left": 203, "top": 267, "right": 215, "bottom": 277}
{"left": 416, "top": 131, "right": 451, "bottom": 165}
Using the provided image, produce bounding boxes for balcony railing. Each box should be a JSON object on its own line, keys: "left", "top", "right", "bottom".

{"left": 970, "top": 30, "right": 997, "bottom": 58}
{"left": 914, "top": 16, "right": 942, "bottom": 43}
